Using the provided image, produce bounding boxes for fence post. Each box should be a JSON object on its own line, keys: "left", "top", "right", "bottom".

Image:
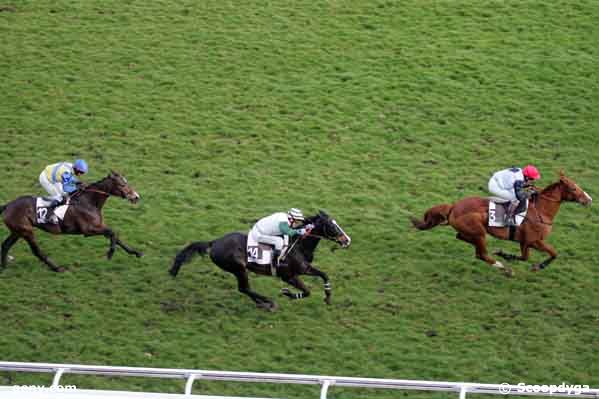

{"left": 320, "top": 379, "right": 335, "bottom": 399}
{"left": 185, "top": 374, "right": 200, "bottom": 396}
{"left": 51, "top": 368, "right": 67, "bottom": 388}
{"left": 459, "top": 384, "right": 469, "bottom": 399}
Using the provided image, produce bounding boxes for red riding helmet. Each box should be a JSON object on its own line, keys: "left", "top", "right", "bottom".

{"left": 523, "top": 165, "right": 541, "bottom": 180}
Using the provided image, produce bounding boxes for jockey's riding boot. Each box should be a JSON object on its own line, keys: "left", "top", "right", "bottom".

{"left": 506, "top": 200, "right": 520, "bottom": 226}
{"left": 46, "top": 198, "right": 65, "bottom": 223}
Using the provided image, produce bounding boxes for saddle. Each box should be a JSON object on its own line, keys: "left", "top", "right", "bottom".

{"left": 36, "top": 197, "right": 69, "bottom": 225}
{"left": 247, "top": 235, "right": 290, "bottom": 276}
{"left": 488, "top": 198, "right": 528, "bottom": 227}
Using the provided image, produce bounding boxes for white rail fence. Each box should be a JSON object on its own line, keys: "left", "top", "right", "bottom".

{"left": 1, "top": 362, "right": 597, "bottom": 399}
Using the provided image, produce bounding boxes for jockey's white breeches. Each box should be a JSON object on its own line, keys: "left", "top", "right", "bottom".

{"left": 488, "top": 178, "right": 516, "bottom": 201}
{"left": 248, "top": 227, "right": 286, "bottom": 251}
{"left": 39, "top": 172, "right": 65, "bottom": 201}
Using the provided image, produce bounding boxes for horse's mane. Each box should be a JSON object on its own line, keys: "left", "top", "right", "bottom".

{"left": 541, "top": 181, "right": 562, "bottom": 195}
{"left": 529, "top": 180, "right": 562, "bottom": 206}
{"left": 72, "top": 174, "right": 113, "bottom": 197}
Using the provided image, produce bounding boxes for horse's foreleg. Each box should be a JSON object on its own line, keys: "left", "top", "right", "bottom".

{"left": 23, "top": 234, "right": 65, "bottom": 272}
{"left": 1, "top": 234, "right": 19, "bottom": 270}
{"left": 102, "top": 228, "right": 117, "bottom": 260}
{"left": 99, "top": 227, "right": 142, "bottom": 259}
{"left": 303, "top": 265, "right": 331, "bottom": 304}
{"left": 530, "top": 241, "right": 557, "bottom": 271}
{"left": 115, "top": 236, "right": 143, "bottom": 257}
{"left": 281, "top": 276, "right": 311, "bottom": 301}
{"left": 235, "top": 270, "right": 277, "bottom": 311}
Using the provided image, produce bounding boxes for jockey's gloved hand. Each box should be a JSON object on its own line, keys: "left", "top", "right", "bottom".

{"left": 297, "top": 228, "right": 308, "bottom": 236}
{"left": 305, "top": 223, "right": 315, "bottom": 230}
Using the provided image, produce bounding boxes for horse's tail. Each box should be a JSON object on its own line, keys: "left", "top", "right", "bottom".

{"left": 411, "top": 204, "right": 453, "bottom": 230}
{"left": 169, "top": 241, "right": 211, "bottom": 277}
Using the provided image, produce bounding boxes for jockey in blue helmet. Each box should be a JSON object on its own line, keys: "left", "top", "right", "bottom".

{"left": 39, "top": 159, "right": 88, "bottom": 220}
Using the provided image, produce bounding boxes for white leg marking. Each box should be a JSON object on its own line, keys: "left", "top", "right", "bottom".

{"left": 492, "top": 261, "right": 505, "bottom": 269}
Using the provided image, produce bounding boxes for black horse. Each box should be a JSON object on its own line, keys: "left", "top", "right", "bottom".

{"left": 169, "top": 211, "right": 351, "bottom": 310}
{"left": 1, "top": 171, "right": 143, "bottom": 272}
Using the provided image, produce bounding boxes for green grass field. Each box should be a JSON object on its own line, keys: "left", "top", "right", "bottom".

{"left": 1, "top": 1, "right": 598, "bottom": 397}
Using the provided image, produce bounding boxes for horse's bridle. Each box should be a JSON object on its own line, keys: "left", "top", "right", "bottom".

{"left": 304, "top": 221, "right": 347, "bottom": 245}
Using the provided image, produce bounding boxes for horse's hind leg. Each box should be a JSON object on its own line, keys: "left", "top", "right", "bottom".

{"left": 22, "top": 233, "right": 65, "bottom": 272}
{"left": 1, "top": 234, "right": 19, "bottom": 270}
{"left": 234, "top": 270, "right": 277, "bottom": 311}
{"left": 456, "top": 232, "right": 513, "bottom": 277}
{"left": 281, "top": 276, "right": 311, "bottom": 301}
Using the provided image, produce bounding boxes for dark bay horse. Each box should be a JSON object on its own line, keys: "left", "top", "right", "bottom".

{"left": 1, "top": 171, "right": 143, "bottom": 272}
{"left": 169, "top": 211, "right": 351, "bottom": 310}
{"left": 411, "top": 171, "right": 592, "bottom": 276}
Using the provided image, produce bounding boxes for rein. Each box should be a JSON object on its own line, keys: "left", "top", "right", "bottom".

{"left": 526, "top": 193, "right": 558, "bottom": 226}
{"left": 71, "top": 187, "right": 110, "bottom": 199}
{"left": 284, "top": 230, "right": 333, "bottom": 260}
{"left": 303, "top": 231, "right": 339, "bottom": 243}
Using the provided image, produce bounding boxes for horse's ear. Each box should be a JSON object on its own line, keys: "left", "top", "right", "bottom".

{"left": 559, "top": 169, "right": 565, "bottom": 180}
{"left": 318, "top": 209, "right": 329, "bottom": 218}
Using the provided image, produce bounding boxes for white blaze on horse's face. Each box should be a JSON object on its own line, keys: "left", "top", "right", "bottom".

{"left": 573, "top": 181, "right": 592, "bottom": 206}
{"left": 129, "top": 191, "right": 141, "bottom": 203}
{"left": 332, "top": 219, "right": 351, "bottom": 248}
{"left": 583, "top": 191, "right": 592, "bottom": 206}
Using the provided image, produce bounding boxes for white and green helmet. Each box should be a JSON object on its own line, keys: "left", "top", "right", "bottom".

{"left": 287, "top": 208, "right": 305, "bottom": 221}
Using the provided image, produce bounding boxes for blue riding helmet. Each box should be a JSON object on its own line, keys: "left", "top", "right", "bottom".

{"left": 74, "top": 159, "right": 88, "bottom": 174}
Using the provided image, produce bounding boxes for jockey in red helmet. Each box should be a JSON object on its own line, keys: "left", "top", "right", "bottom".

{"left": 488, "top": 165, "right": 540, "bottom": 225}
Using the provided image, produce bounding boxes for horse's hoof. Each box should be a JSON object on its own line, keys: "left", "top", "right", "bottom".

{"left": 503, "top": 267, "right": 514, "bottom": 277}
{"left": 324, "top": 297, "right": 332, "bottom": 305}
{"left": 7, "top": 255, "right": 14, "bottom": 262}
{"left": 55, "top": 267, "right": 67, "bottom": 273}
{"left": 106, "top": 252, "right": 114, "bottom": 260}
{"left": 531, "top": 264, "right": 541, "bottom": 272}
{"left": 135, "top": 252, "right": 144, "bottom": 258}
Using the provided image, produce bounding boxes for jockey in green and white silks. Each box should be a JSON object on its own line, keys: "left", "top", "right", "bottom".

{"left": 39, "top": 160, "right": 88, "bottom": 219}
{"left": 248, "top": 208, "right": 312, "bottom": 266}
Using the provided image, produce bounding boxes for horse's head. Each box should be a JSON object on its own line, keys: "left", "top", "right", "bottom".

{"left": 105, "top": 170, "right": 141, "bottom": 203}
{"left": 557, "top": 170, "right": 592, "bottom": 207}
{"left": 305, "top": 210, "right": 351, "bottom": 248}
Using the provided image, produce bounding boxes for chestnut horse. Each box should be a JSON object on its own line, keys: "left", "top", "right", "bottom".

{"left": 411, "top": 171, "right": 592, "bottom": 276}
{"left": 1, "top": 171, "right": 142, "bottom": 272}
